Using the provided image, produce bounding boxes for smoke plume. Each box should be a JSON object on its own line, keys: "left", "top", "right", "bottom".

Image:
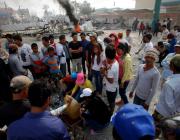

{"left": 56, "top": 0, "right": 78, "bottom": 25}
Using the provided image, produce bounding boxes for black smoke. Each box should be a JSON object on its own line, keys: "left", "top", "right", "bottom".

{"left": 56, "top": 0, "right": 78, "bottom": 25}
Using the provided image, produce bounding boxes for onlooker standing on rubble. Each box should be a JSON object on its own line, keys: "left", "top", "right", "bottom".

{"left": 125, "top": 29, "right": 133, "bottom": 46}
{"left": 69, "top": 32, "right": 82, "bottom": 73}
{"left": 8, "top": 44, "right": 27, "bottom": 77}
{"left": 161, "top": 25, "right": 170, "bottom": 41}
{"left": 86, "top": 33, "right": 99, "bottom": 79}
{"left": 116, "top": 42, "right": 133, "bottom": 104}
{"left": 41, "top": 36, "right": 50, "bottom": 56}
{"left": 161, "top": 42, "right": 180, "bottom": 83}
{"left": 129, "top": 48, "right": 160, "bottom": 110}
{"left": 59, "top": 35, "right": 71, "bottom": 74}
{"left": 56, "top": 37, "right": 67, "bottom": 77}
{"left": 49, "top": 35, "right": 56, "bottom": 49}
{"left": 4, "top": 34, "right": 13, "bottom": 53}
{"left": 13, "top": 34, "right": 32, "bottom": 70}
{"left": 136, "top": 34, "right": 154, "bottom": 62}
{"left": 167, "top": 33, "right": 177, "bottom": 54}
{"left": 139, "top": 22, "right": 145, "bottom": 36}
{"left": 154, "top": 55, "right": 180, "bottom": 120}
{"left": 91, "top": 43, "right": 104, "bottom": 95}
{"left": 30, "top": 43, "right": 45, "bottom": 79}
{"left": 80, "top": 32, "right": 90, "bottom": 74}
{"left": 101, "top": 45, "right": 119, "bottom": 113}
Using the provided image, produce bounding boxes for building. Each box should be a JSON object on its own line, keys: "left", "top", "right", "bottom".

{"left": 135, "top": 0, "right": 180, "bottom": 25}
{"left": 161, "top": 0, "right": 180, "bottom": 25}
{"left": 135, "top": 0, "right": 180, "bottom": 10}
{"left": 92, "top": 9, "right": 153, "bottom": 28}
{"left": 161, "top": 0, "right": 180, "bottom": 13}
{"left": 16, "top": 7, "right": 31, "bottom": 23}
{"left": 135, "top": 0, "right": 155, "bottom": 9}
{"left": 0, "top": 2, "right": 15, "bottom": 25}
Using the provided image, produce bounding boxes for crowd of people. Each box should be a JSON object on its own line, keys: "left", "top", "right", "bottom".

{"left": 0, "top": 21, "right": 180, "bottom": 140}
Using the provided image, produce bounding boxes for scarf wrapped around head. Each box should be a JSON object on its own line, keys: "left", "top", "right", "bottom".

{"left": 145, "top": 48, "right": 160, "bottom": 62}
{"left": 109, "top": 33, "right": 119, "bottom": 49}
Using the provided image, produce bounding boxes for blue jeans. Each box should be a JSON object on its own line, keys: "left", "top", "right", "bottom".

{"left": 119, "top": 81, "right": 129, "bottom": 104}
{"left": 92, "top": 70, "right": 103, "bottom": 94}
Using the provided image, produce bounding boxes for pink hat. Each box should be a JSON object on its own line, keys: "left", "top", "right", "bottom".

{"left": 76, "top": 72, "right": 85, "bottom": 85}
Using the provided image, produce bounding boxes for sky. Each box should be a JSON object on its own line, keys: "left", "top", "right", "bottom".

{"left": 1, "top": 0, "right": 135, "bottom": 17}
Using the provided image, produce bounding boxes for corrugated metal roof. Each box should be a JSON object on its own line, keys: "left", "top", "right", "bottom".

{"left": 0, "top": 22, "right": 47, "bottom": 32}
{"left": 162, "top": 1, "right": 180, "bottom": 6}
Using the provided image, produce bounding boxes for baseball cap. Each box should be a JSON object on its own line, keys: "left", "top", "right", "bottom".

{"left": 111, "top": 103, "right": 155, "bottom": 140}
{"left": 76, "top": 72, "right": 85, "bottom": 85}
{"left": 170, "top": 54, "right": 180, "bottom": 68}
{"left": 10, "top": 76, "right": 32, "bottom": 93}
{"left": 89, "top": 32, "right": 97, "bottom": 38}
{"left": 80, "top": 88, "right": 92, "bottom": 98}
{"left": 71, "top": 72, "right": 77, "bottom": 80}
{"left": 145, "top": 48, "right": 159, "bottom": 62}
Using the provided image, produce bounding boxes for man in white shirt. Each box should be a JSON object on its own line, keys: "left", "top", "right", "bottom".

{"left": 155, "top": 55, "right": 180, "bottom": 118}
{"left": 161, "top": 25, "right": 169, "bottom": 41}
{"left": 56, "top": 37, "right": 67, "bottom": 77}
{"left": 136, "top": 34, "right": 154, "bottom": 62}
{"left": 13, "top": 34, "right": 32, "bottom": 69}
{"left": 129, "top": 48, "right": 160, "bottom": 110}
{"left": 125, "top": 29, "right": 133, "bottom": 46}
{"left": 101, "top": 45, "right": 119, "bottom": 113}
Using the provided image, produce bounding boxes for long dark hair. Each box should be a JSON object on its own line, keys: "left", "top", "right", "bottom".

{"left": 92, "top": 43, "right": 103, "bottom": 65}
{"left": 117, "top": 42, "right": 129, "bottom": 59}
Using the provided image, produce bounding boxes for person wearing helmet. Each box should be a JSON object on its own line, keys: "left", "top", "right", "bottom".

{"left": 111, "top": 103, "right": 155, "bottom": 140}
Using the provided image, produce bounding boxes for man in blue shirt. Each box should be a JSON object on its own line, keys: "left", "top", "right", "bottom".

{"left": 7, "top": 80, "right": 70, "bottom": 140}
{"left": 80, "top": 32, "right": 90, "bottom": 74}
{"left": 167, "top": 33, "right": 177, "bottom": 54}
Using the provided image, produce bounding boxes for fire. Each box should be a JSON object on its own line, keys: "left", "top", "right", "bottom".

{"left": 74, "top": 23, "right": 81, "bottom": 33}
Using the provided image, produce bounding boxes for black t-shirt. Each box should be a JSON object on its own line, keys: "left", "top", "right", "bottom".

{"left": 83, "top": 96, "right": 111, "bottom": 125}
{"left": 69, "top": 41, "right": 82, "bottom": 59}
{"left": 0, "top": 58, "right": 11, "bottom": 102}
{"left": 86, "top": 42, "right": 93, "bottom": 64}
{"left": 0, "top": 100, "right": 30, "bottom": 127}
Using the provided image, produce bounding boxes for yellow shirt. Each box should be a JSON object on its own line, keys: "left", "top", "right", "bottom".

{"left": 71, "top": 80, "right": 94, "bottom": 96}
{"left": 121, "top": 54, "right": 133, "bottom": 84}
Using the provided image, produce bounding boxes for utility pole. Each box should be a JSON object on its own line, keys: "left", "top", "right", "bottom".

{"left": 152, "top": 0, "right": 162, "bottom": 31}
